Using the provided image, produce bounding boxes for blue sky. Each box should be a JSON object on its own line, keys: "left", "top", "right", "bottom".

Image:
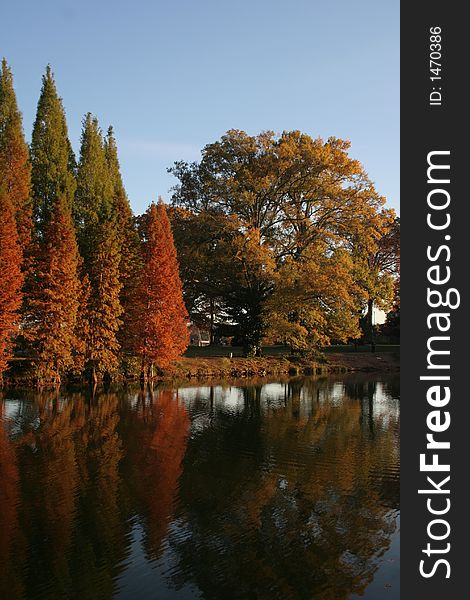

{"left": 2, "top": 0, "right": 399, "bottom": 215}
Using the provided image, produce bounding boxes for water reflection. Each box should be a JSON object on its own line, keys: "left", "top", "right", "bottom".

{"left": 0, "top": 375, "right": 399, "bottom": 599}
{"left": 121, "top": 389, "right": 190, "bottom": 559}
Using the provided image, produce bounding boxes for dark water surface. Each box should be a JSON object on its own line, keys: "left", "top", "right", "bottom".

{"left": 0, "top": 375, "right": 399, "bottom": 599}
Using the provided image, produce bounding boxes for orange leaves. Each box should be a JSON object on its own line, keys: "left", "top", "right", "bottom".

{"left": 0, "top": 192, "right": 23, "bottom": 377}
{"left": 0, "top": 61, "right": 29, "bottom": 379}
{"left": 264, "top": 246, "right": 362, "bottom": 348}
{"left": 170, "top": 129, "right": 392, "bottom": 349}
{"left": 23, "top": 199, "right": 82, "bottom": 383}
{"left": 136, "top": 201, "right": 189, "bottom": 371}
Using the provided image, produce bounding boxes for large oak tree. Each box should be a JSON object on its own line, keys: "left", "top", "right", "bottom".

{"left": 170, "top": 129, "right": 392, "bottom": 351}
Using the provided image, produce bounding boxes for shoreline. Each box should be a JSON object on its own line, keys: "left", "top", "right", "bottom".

{"left": 174, "top": 351, "right": 399, "bottom": 381}
{"left": 2, "top": 351, "right": 399, "bottom": 390}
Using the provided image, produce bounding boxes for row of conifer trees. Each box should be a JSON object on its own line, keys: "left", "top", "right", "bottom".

{"left": 0, "top": 60, "right": 189, "bottom": 386}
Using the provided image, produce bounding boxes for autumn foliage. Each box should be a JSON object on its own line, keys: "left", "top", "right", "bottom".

{"left": 170, "top": 130, "right": 399, "bottom": 352}
{"left": 0, "top": 61, "right": 30, "bottom": 380}
{"left": 0, "top": 61, "right": 399, "bottom": 386}
{"left": 0, "top": 191, "right": 23, "bottom": 378}
{"left": 23, "top": 199, "right": 82, "bottom": 384}
{"left": 137, "top": 201, "right": 189, "bottom": 376}
{"left": 0, "top": 63, "right": 189, "bottom": 386}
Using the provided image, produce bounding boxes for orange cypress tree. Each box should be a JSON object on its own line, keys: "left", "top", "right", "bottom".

{"left": 138, "top": 200, "right": 189, "bottom": 378}
{"left": 23, "top": 197, "right": 82, "bottom": 385}
{"left": 0, "top": 59, "right": 32, "bottom": 253}
{"left": 0, "top": 190, "right": 23, "bottom": 381}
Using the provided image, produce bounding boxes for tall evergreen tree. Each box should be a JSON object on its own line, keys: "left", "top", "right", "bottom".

{"left": 137, "top": 201, "right": 189, "bottom": 379}
{"left": 25, "top": 66, "right": 82, "bottom": 385}
{"left": 75, "top": 115, "right": 123, "bottom": 382}
{"left": 24, "top": 198, "right": 82, "bottom": 385}
{"left": 30, "top": 65, "right": 76, "bottom": 231}
{"left": 104, "top": 127, "right": 141, "bottom": 355}
{"left": 0, "top": 59, "right": 32, "bottom": 252}
{"left": 74, "top": 114, "right": 113, "bottom": 261}
{"left": 0, "top": 190, "right": 23, "bottom": 381}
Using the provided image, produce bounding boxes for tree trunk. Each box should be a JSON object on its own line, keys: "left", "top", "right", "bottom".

{"left": 52, "top": 362, "right": 61, "bottom": 388}
{"left": 367, "top": 299, "right": 375, "bottom": 352}
{"left": 210, "top": 298, "right": 215, "bottom": 344}
{"left": 140, "top": 350, "right": 146, "bottom": 387}
{"left": 89, "top": 365, "right": 98, "bottom": 386}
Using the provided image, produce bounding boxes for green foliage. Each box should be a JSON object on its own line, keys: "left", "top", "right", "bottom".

{"left": 30, "top": 66, "right": 76, "bottom": 230}
{"left": 83, "top": 221, "right": 123, "bottom": 375}
{"left": 74, "top": 114, "right": 114, "bottom": 263}
{"left": 104, "top": 126, "right": 142, "bottom": 353}
{"left": 380, "top": 303, "right": 400, "bottom": 342}
{"left": 75, "top": 115, "right": 123, "bottom": 377}
{"left": 351, "top": 213, "right": 400, "bottom": 343}
{"left": 0, "top": 59, "right": 32, "bottom": 252}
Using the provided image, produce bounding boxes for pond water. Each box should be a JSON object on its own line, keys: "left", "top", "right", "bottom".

{"left": 0, "top": 375, "right": 399, "bottom": 600}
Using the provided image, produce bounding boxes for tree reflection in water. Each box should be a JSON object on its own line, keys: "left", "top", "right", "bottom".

{"left": 121, "top": 388, "right": 190, "bottom": 559}
{"left": 0, "top": 375, "right": 399, "bottom": 599}
{"left": 0, "top": 400, "right": 24, "bottom": 599}
{"left": 171, "top": 377, "right": 399, "bottom": 599}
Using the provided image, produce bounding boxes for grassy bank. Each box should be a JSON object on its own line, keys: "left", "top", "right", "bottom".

{"left": 3, "top": 346, "right": 399, "bottom": 388}
{"left": 173, "top": 349, "right": 399, "bottom": 380}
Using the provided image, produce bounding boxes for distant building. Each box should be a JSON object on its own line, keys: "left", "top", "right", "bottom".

{"left": 189, "top": 325, "right": 210, "bottom": 346}
{"left": 374, "top": 307, "right": 387, "bottom": 325}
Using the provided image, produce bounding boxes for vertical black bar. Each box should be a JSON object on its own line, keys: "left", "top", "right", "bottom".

{"left": 401, "top": 3, "right": 468, "bottom": 598}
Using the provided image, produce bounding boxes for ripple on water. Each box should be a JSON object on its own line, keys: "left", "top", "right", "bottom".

{"left": 0, "top": 374, "right": 399, "bottom": 599}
